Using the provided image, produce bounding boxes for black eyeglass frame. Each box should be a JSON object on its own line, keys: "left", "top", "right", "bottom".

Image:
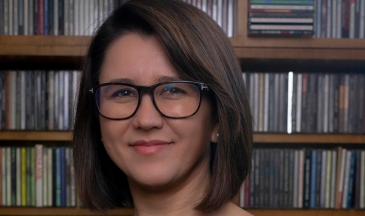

{"left": 89, "top": 81, "right": 210, "bottom": 120}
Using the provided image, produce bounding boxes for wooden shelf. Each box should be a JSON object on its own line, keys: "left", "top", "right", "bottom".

{"left": 0, "top": 131, "right": 72, "bottom": 141}
{"left": 0, "top": 207, "right": 134, "bottom": 215}
{"left": 0, "top": 36, "right": 90, "bottom": 57}
{"left": 247, "top": 209, "right": 365, "bottom": 216}
{"left": 253, "top": 133, "right": 365, "bottom": 144}
{"left": 230, "top": 37, "right": 365, "bottom": 61}
{"left": 1, "top": 131, "right": 364, "bottom": 144}
{"left": 0, "top": 36, "right": 365, "bottom": 61}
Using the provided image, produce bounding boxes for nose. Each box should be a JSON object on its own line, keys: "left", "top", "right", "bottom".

{"left": 131, "top": 93, "right": 164, "bottom": 130}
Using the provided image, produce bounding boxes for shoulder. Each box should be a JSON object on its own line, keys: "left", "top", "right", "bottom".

{"left": 217, "top": 202, "right": 253, "bottom": 216}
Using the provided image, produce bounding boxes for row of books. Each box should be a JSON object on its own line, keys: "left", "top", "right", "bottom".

{"left": 0, "top": 0, "right": 237, "bottom": 37}
{"left": 0, "top": 0, "right": 126, "bottom": 36}
{"left": 182, "top": 0, "right": 237, "bottom": 37}
{"left": 248, "top": 0, "right": 315, "bottom": 36}
{"left": 315, "top": 0, "right": 365, "bottom": 39}
{"left": 0, "top": 145, "right": 76, "bottom": 207}
{"left": 239, "top": 147, "right": 365, "bottom": 209}
{"left": 243, "top": 72, "right": 365, "bottom": 134}
{"left": 0, "top": 70, "right": 81, "bottom": 131}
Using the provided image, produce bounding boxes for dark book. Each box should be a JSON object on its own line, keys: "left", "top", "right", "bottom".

{"left": 320, "top": 0, "right": 327, "bottom": 38}
{"left": 288, "top": 149, "right": 294, "bottom": 208}
{"left": 328, "top": 74, "right": 334, "bottom": 132}
{"left": 315, "top": 149, "right": 322, "bottom": 208}
{"left": 34, "top": 0, "right": 39, "bottom": 35}
{"left": 283, "top": 149, "right": 289, "bottom": 208}
{"left": 354, "top": 0, "right": 361, "bottom": 38}
{"left": 354, "top": 150, "right": 361, "bottom": 209}
{"left": 316, "top": 74, "right": 324, "bottom": 133}
{"left": 278, "top": 149, "right": 285, "bottom": 207}
{"left": 307, "top": 73, "right": 318, "bottom": 133}
{"left": 342, "top": 0, "right": 350, "bottom": 38}
{"left": 269, "top": 149, "right": 275, "bottom": 208}
{"left": 273, "top": 149, "right": 280, "bottom": 208}
{"left": 18, "top": 0, "right": 24, "bottom": 35}
{"left": 26, "top": 148, "right": 31, "bottom": 206}
{"left": 310, "top": 149, "right": 317, "bottom": 208}
{"left": 348, "top": 74, "right": 355, "bottom": 133}
{"left": 302, "top": 148, "right": 311, "bottom": 208}
{"left": 60, "top": 147, "right": 66, "bottom": 207}
{"left": 263, "top": 149, "right": 270, "bottom": 207}
{"left": 280, "top": 73, "right": 288, "bottom": 133}
{"left": 0, "top": 0, "right": 3, "bottom": 35}
{"left": 268, "top": 73, "right": 275, "bottom": 131}
{"left": 43, "top": 0, "right": 48, "bottom": 35}
{"left": 346, "top": 150, "right": 356, "bottom": 208}
{"left": 333, "top": 75, "right": 340, "bottom": 133}
{"left": 274, "top": 74, "right": 280, "bottom": 132}
{"left": 58, "top": 0, "right": 64, "bottom": 35}
{"left": 48, "top": 0, "right": 54, "bottom": 35}
{"left": 52, "top": 147, "right": 57, "bottom": 207}
{"left": 259, "top": 149, "right": 265, "bottom": 208}
{"left": 301, "top": 73, "right": 308, "bottom": 132}
{"left": 359, "top": 75, "right": 365, "bottom": 134}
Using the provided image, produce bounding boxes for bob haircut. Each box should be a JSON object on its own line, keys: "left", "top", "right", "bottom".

{"left": 73, "top": 0, "right": 252, "bottom": 213}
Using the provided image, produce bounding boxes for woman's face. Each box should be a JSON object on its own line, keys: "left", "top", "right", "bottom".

{"left": 99, "top": 33, "right": 218, "bottom": 190}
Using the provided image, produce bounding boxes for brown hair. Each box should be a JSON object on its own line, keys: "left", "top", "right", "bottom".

{"left": 72, "top": 0, "right": 252, "bottom": 213}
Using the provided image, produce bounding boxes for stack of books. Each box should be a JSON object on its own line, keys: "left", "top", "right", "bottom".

{"left": 248, "top": 0, "right": 315, "bottom": 36}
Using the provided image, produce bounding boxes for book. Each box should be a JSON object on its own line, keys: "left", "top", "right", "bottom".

{"left": 303, "top": 148, "right": 311, "bottom": 208}
{"left": 335, "top": 147, "right": 346, "bottom": 209}
{"left": 35, "top": 144, "right": 43, "bottom": 207}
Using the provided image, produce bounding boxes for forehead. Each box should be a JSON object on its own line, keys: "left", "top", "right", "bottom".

{"left": 99, "top": 33, "right": 182, "bottom": 85}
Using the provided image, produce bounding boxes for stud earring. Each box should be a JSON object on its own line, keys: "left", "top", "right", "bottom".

{"left": 217, "top": 133, "right": 219, "bottom": 137}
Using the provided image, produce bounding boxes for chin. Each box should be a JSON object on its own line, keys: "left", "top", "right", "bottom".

{"left": 129, "top": 168, "right": 178, "bottom": 189}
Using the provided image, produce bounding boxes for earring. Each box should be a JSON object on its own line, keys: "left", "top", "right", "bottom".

{"left": 217, "top": 133, "right": 219, "bottom": 137}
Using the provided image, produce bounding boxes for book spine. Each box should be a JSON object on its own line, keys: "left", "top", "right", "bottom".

{"left": 16, "top": 148, "right": 21, "bottom": 206}
{"left": 346, "top": 150, "right": 356, "bottom": 208}
{"left": 303, "top": 148, "right": 311, "bottom": 208}
{"left": 21, "top": 147, "right": 26, "bottom": 206}
{"left": 310, "top": 149, "right": 317, "bottom": 208}
{"left": 35, "top": 144, "right": 43, "bottom": 207}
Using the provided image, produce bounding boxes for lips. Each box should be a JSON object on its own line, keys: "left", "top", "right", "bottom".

{"left": 130, "top": 140, "right": 171, "bottom": 155}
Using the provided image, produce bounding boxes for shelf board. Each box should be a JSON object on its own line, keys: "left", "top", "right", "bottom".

{"left": 0, "top": 36, "right": 90, "bottom": 57}
{"left": 0, "top": 131, "right": 72, "bottom": 141}
{"left": 0, "top": 207, "right": 134, "bottom": 215}
{"left": 247, "top": 209, "right": 365, "bottom": 216}
{"left": 230, "top": 37, "right": 365, "bottom": 60}
{"left": 1, "top": 36, "right": 365, "bottom": 62}
{"left": 253, "top": 133, "right": 365, "bottom": 144}
{"left": 0, "top": 131, "right": 364, "bottom": 144}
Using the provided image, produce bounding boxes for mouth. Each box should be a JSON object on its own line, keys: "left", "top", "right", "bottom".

{"left": 130, "top": 140, "right": 172, "bottom": 155}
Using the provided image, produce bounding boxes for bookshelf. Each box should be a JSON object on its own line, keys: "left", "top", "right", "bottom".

{"left": 1, "top": 0, "right": 365, "bottom": 215}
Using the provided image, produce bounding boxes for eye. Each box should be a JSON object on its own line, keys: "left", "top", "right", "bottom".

{"left": 161, "top": 85, "right": 186, "bottom": 95}
{"left": 110, "top": 88, "right": 137, "bottom": 98}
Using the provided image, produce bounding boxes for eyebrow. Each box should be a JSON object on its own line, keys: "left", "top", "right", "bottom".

{"left": 105, "top": 76, "right": 183, "bottom": 85}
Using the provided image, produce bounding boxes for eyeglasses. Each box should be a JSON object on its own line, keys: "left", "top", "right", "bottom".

{"left": 89, "top": 81, "right": 210, "bottom": 120}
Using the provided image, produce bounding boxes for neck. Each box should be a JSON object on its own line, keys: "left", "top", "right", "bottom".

{"left": 130, "top": 163, "right": 211, "bottom": 216}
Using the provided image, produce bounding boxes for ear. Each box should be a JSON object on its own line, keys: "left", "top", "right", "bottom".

{"left": 210, "top": 123, "right": 219, "bottom": 143}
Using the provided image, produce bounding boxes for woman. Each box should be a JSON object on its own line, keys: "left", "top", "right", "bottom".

{"left": 72, "top": 0, "right": 252, "bottom": 215}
